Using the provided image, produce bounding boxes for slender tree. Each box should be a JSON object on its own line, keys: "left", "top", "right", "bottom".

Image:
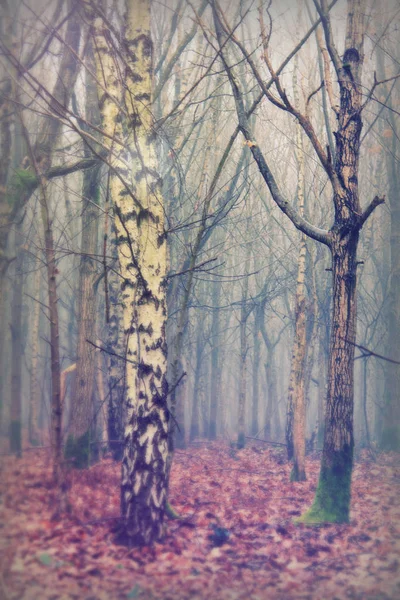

{"left": 66, "top": 45, "right": 102, "bottom": 468}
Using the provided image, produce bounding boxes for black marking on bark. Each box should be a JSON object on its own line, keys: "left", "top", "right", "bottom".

{"left": 135, "top": 93, "right": 150, "bottom": 102}
{"left": 343, "top": 48, "right": 360, "bottom": 65}
{"left": 121, "top": 279, "right": 135, "bottom": 291}
{"left": 129, "top": 112, "right": 142, "bottom": 128}
{"left": 138, "top": 322, "right": 153, "bottom": 336}
{"left": 116, "top": 233, "right": 130, "bottom": 244}
{"left": 127, "top": 34, "right": 153, "bottom": 57}
{"left": 137, "top": 289, "right": 152, "bottom": 306}
{"left": 120, "top": 209, "right": 137, "bottom": 221}
{"left": 137, "top": 208, "right": 151, "bottom": 226}
{"left": 138, "top": 361, "right": 153, "bottom": 377}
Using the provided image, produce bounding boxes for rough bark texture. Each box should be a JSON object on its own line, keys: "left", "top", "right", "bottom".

{"left": 298, "top": 0, "right": 366, "bottom": 523}
{"left": 91, "top": 0, "right": 169, "bottom": 546}
{"left": 41, "top": 185, "right": 63, "bottom": 485}
{"left": 106, "top": 256, "right": 126, "bottom": 461}
{"left": 67, "top": 53, "right": 101, "bottom": 468}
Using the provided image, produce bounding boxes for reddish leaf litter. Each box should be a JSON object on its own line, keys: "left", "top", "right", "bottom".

{"left": 0, "top": 442, "right": 399, "bottom": 600}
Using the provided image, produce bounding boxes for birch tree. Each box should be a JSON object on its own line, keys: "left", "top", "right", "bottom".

{"left": 89, "top": 0, "right": 169, "bottom": 545}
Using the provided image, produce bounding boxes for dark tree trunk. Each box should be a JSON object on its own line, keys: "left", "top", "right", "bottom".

{"left": 190, "top": 324, "right": 205, "bottom": 441}
{"left": 10, "top": 227, "right": 23, "bottom": 455}
{"left": 67, "top": 53, "right": 101, "bottom": 468}
{"left": 251, "top": 308, "right": 261, "bottom": 436}
{"left": 209, "top": 280, "right": 221, "bottom": 439}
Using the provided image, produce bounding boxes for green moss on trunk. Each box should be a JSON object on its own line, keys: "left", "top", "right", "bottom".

{"left": 8, "top": 169, "right": 38, "bottom": 206}
{"left": 165, "top": 502, "right": 182, "bottom": 520}
{"left": 10, "top": 420, "right": 21, "bottom": 454}
{"left": 296, "top": 446, "right": 353, "bottom": 524}
{"left": 65, "top": 430, "right": 90, "bottom": 469}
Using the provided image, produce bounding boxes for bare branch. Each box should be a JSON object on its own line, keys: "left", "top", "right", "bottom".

{"left": 343, "top": 338, "right": 400, "bottom": 365}
{"left": 212, "top": 1, "right": 331, "bottom": 246}
{"left": 359, "top": 195, "right": 385, "bottom": 229}
{"left": 312, "top": 0, "right": 342, "bottom": 77}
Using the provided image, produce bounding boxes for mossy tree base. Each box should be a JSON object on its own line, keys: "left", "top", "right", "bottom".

{"left": 165, "top": 502, "right": 182, "bottom": 520}
{"left": 64, "top": 431, "right": 90, "bottom": 469}
{"left": 295, "top": 448, "right": 352, "bottom": 525}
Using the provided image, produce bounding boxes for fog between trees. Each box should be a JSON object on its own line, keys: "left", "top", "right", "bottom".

{"left": 0, "top": 0, "right": 399, "bottom": 546}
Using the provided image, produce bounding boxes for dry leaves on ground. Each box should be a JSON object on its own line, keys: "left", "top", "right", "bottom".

{"left": 0, "top": 441, "right": 399, "bottom": 600}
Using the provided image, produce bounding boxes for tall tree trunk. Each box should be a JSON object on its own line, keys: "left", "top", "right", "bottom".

{"left": 108, "top": 271, "right": 126, "bottom": 460}
{"left": 41, "top": 186, "right": 63, "bottom": 485}
{"left": 303, "top": 230, "right": 359, "bottom": 521}
{"left": 90, "top": 0, "right": 169, "bottom": 545}
{"left": 190, "top": 323, "right": 205, "bottom": 441}
{"left": 106, "top": 253, "right": 126, "bottom": 461}
{"left": 29, "top": 257, "right": 42, "bottom": 446}
{"left": 67, "top": 51, "right": 102, "bottom": 468}
{"left": 299, "top": 0, "right": 371, "bottom": 523}
{"left": 316, "top": 333, "right": 327, "bottom": 448}
{"left": 209, "top": 280, "right": 221, "bottom": 439}
{"left": 251, "top": 307, "right": 261, "bottom": 436}
{"left": 286, "top": 38, "right": 307, "bottom": 481}
{"left": 237, "top": 246, "right": 250, "bottom": 449}
{"left": 381, "top": 138, "right": 400, "bottom": 449}
{"left": 10, "top": 226, "right": 23, "bottom": 455}
{"left": 377, "top": 47, "right": 400, "bottom": 450}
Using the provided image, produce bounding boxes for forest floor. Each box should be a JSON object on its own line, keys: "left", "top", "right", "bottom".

{"left": 0, "top": 440, "right": 399, "bottom": 600}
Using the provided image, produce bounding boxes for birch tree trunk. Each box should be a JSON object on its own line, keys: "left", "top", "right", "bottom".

{"left": 90, "top": 0, "right": 169, "bottom": 545}
{"left": 107, "top": 256, "right": 126, "bottom": 460}
{"left": 286, "top": 84, "right": 307, "bottom": 481}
